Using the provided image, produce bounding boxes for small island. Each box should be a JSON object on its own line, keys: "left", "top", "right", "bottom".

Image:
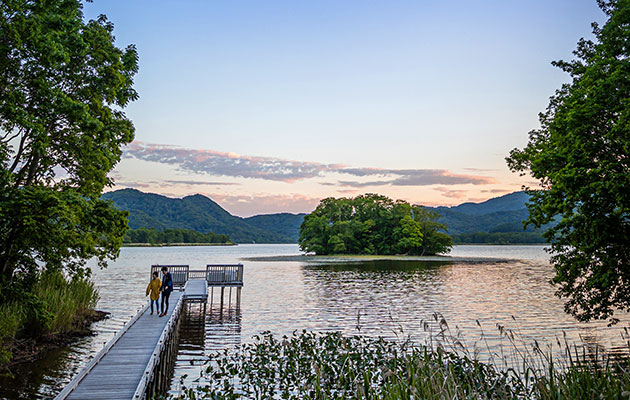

{"left": 299, "top": 193, "right": 452, "bottom": 256}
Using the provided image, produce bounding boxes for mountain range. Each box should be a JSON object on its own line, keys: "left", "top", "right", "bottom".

{"left": 102, "top": 189, "right": 538, "bottom": 243}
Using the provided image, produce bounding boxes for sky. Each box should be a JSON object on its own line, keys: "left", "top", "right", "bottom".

{"left": 84, "top": 0, "right": 605, "bottom": 217}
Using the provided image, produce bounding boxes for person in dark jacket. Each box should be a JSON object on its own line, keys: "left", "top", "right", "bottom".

{"left": 159, "top": 266, "right": 173, "bottom": 317}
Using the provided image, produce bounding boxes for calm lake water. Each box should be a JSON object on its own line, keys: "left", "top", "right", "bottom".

{"left": 2, "top": 244, "right": 629, "bottom": 399}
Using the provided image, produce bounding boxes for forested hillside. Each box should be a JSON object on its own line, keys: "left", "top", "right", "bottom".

{"left": 103, "top": 189, "right": 298, "bottom": 243}
{"left": 103, "top": 189, "right": 548, "bottom": 244}
{"left": 244, "top": 213, "right": 307, "bottom": 242}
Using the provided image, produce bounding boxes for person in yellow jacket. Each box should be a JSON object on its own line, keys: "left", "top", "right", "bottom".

{"left": 146, "top": 271, "right": 162, "bottom": 315}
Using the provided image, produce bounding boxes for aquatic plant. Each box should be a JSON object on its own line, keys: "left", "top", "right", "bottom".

{"left": 173, "top": 324, "right": 630, "bottom": 400}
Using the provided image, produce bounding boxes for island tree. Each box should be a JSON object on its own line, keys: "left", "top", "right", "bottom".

{"left": 299, "top": 194, "right": 452, "bottom": 255}
{"left": 507, "top": 0, "right": 630, "bottom": 323}
{"left": 0, "top": 0, "right": 138, "bottom": 290}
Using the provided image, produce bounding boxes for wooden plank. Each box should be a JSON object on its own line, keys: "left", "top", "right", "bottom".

{"left": 60, "top": 292, "right": 183, "bottom": 400}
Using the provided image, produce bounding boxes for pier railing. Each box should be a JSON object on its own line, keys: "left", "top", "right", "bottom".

{"left": 206, "top": 264, "right": 243, "bottom": 286}
{"left": 133, "top": 293, "right": 184, "bottom": 400}
{"left": 151, "top": 265, "right": 189, "bottom": 288}
{"left": 150, "top": 264, "right": 244, "bottom": 287}
{"left": 54, "top": 302, "right": 151, "bottom": 400}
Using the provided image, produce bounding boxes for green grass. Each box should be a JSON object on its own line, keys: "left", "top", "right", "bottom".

{"left": 0, "top": 270, "right": 99, "bottom": 367}
{"left": 31, "top": 271, "right": 99, "bottom": 335}
{"left": 173, "top": 328, "right": 630, "bottom": 400}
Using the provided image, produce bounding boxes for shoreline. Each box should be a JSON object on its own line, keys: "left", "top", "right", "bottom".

{"left": 5, "top": 310, "right": 110, "bottom": 368}
{"left": 241, "top": 254, "right": 512, "bottom": 263}
{"left": 122, "top": 242, "right": 236, "bottom": 247}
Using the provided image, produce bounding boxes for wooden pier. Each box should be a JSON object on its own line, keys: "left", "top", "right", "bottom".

{"left": 55, "top": 264, "right": 243, "bottom": 400}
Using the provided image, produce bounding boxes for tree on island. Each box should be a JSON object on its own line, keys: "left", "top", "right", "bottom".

{"left": 299, "top": 194, "right": 452, "bottom": 256}
{"left": 507, "top": 0, "right": 630, "bottom": 323}
{"left": 0, "top": 0, "right": 138, "bottom": 290}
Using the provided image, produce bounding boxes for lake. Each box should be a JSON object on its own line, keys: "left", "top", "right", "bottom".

{"left": 2, "top": 244, "right": 629, "bottom": 399}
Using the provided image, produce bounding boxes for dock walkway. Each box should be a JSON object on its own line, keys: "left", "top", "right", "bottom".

{"left": 55, "top": 264, "right": 242, "bottom": 400}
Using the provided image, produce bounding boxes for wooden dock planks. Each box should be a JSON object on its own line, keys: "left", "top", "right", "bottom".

{"left": 56, "top": 266, "right": 243, "bottom": 400}
{"left": 61, "top": 291, "right": 183, "bottom": 400}
{"left": 183, "top": 279, "right": 208, "bottom": 303}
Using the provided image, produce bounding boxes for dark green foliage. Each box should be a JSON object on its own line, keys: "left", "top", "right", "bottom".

{"left": 103, "top": 189, "right": 299, "bottom": 243}
{"left": 124, "top": 228, "right": 232, "bottom": 244}
{"left": 0, "top": 0, "right": 135, "bottom": 362}
{"left": 0, "top": 270, "right": 98, "bottom": 366}
{"left": 179, "top": 330, "right": 630, "bottom": 399}
{"left": 181, "top": 331, "right": 519, "bottom": 400}
{"left": 507, "top": 1, "right": 630, "bottom": 323}
{"left": 299, "top": 194, "right": 452, "bottom": 255}
{"left": 0, "top": 0, "right": 138, "bottom": 284}
{"left": 106, "top": 188, "right": 551, "bottom": 245}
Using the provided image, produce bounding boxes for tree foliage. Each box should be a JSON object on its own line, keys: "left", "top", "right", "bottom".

{"left": 299, "top": 194, "right": 452, "bottom": 256}
{"left": 506, "top": 0, "right": 630, "bottom": 323}
{"left": 0, "top": 0, "right": 138, "bottom": 287}
{"left": 124, "top": 228, "right": 232, "bottom": 245}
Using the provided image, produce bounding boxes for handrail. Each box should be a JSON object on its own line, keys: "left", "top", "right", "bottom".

{"left": 54, "top": 302, "right": 150, "bottom": 400}
{"left": 133, "top": 289, "right": 185, "bottom": 400}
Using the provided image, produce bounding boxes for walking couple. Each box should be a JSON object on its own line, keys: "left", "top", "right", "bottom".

{"left": 146, "top": 266, "right": 173, "bottom": 317}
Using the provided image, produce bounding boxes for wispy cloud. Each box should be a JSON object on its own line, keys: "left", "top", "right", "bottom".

{"left": 434, "top": 187, "right": 468, "bottom": 199}
{"left": 164, "top": 180, "right": 239, "bottom": 186}
{"left": 124, "top": 142, "right": 333, "bottom": 183}
{"left": 115, "top": 181, "right": 152, "bottom": 189}
{"left": 481, "top": 188, "right": 511, "bottom": 194}
{"left": 208, "top": 193, "right": 320, "bottom": 217}
{"left": 124, "top": 142, "right": 496, "bottom": 187}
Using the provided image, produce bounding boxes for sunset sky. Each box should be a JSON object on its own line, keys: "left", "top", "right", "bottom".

{"left": 85, "top": 0, "right": 604, "bottom": 216}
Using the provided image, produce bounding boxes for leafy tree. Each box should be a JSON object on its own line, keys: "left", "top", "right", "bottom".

{"left": 506, "top": 0, "right": 630, "bottom": 323}
{"left": 123, "top": 228, "right": 232, "bottom": 244}
{"left": 299, "top": 194, "right": 452, "bottom": 256}
{"left": 411, "top": 206, "right": 453, "bottom": 255}
{"left": 0, "top": 0, "right": 138, "bottom": 287}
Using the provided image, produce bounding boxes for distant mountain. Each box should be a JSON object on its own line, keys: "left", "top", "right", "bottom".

{"left": 438, "top": 191, "right": 530, "bottom": 216}
{"left": 103, "top": 189, "right": 543, "bottom": 244}
{"left": 102, "top": 189, "right": 299, "bottom": 243}
{"left": 429, "top": 191, "right": 534, "bottom": 235}
{"left": 244, "top": 213, "right": 307, "bottom": 242}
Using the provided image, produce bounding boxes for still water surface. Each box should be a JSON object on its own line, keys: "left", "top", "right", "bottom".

{"left": 2, "top": 244, "right": 629, "bottom": 399}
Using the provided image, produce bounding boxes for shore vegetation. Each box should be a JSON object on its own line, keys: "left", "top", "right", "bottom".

{"left": 0, "top": 271, "right": 99, "bottom": 366}
{"left": 0, "top": 0, "right": 136, "bottom": 365}
{"left": 175, "top": 329, "right": 630, "bottom": 400}
{"left": 299, "top": 194, "right": 452, "bottom": 256}
{"left": 123, "top": 228, "right": 233, "bottom": 246}
{"left": 507, "top": 0, "right": 630, "bottom": 324}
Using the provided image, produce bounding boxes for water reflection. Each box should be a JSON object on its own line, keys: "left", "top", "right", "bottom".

{"left": 5, "top": 245, "right": 630, "bottom": 399}
{"left": 299, "top": 258, "right": 630, "bottom": 365}
{"left": 169, "top": 295, "right": 242, "bottom": 395}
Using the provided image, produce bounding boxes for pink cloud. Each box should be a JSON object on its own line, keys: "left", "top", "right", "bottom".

{"left": 205, "top": 193, "right": 321, "bottom": 217}
{"left": 124, "top": 141, "right": 497, "bottom": 187}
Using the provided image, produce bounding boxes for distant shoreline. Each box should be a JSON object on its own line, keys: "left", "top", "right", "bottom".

{"left": 241, "top": 254, "right": 511, "bottom": 263}
{"left": 122, "top": 242, "right": 236, "bottom": 247}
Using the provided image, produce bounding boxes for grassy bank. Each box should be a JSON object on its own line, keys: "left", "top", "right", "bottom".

{"left": 0, "top": 271, "right": 100, "bottom": 367}
{"left": 174, "top": 330, "right": 630, "bottom": 399}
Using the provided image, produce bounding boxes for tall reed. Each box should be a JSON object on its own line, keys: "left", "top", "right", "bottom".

{"left": 0, "top": 270, "right": 99, "bottom": 366}
{"left": 174, "top": 327, "right": 630, "bottom": 400}
{"left": 32, "top": 270, "right": 100, "bottom": 335}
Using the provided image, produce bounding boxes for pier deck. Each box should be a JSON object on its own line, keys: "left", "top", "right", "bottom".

{"left": 56, "top": 264, "right": 243, "bottom": 400}
{"left": 61, "top": 291, "right": 183, "bottom": 400}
